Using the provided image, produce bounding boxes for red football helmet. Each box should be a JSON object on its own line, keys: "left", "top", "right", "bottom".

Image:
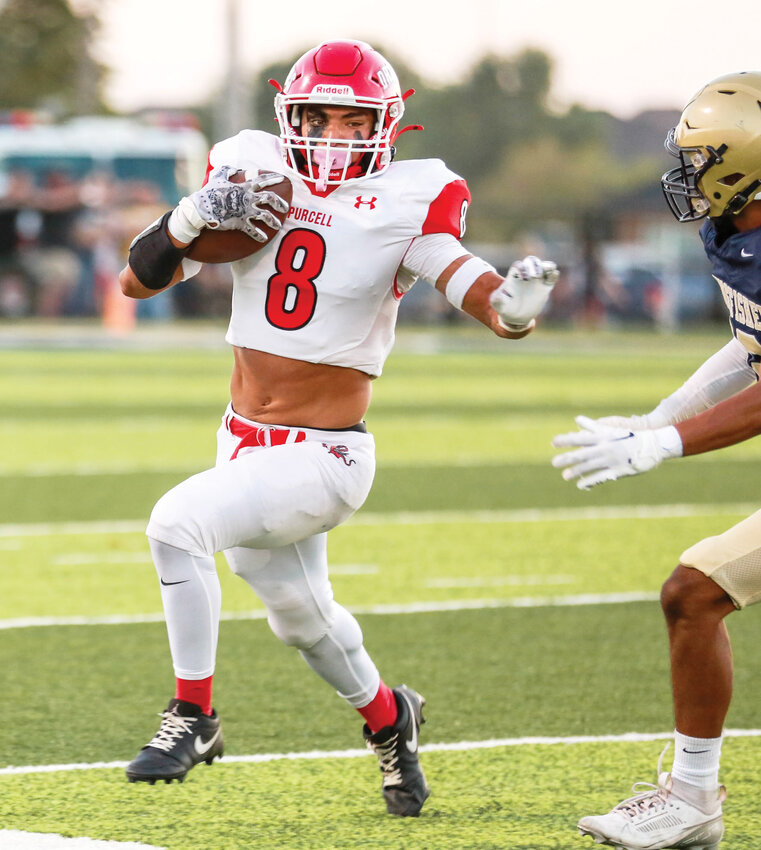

{"left": 272, "top": 40, "right": 407, "bottom": 189}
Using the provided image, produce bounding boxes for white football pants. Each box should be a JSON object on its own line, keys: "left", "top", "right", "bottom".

{"left": 145, "top": 404, "right": 381, "bottom": 708}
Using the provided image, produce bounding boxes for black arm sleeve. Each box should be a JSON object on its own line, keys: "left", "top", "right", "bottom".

{"left": 128, "top": 211, "right": 191, "bottom": 291}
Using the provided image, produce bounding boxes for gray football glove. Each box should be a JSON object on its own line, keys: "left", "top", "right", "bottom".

{"left": 169, "top": 167, "right": 289, "bottom": 243}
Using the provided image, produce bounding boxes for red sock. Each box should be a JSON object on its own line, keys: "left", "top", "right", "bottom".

{"left": 175, "top": 676, "right": 213, "bottom": 716}
{"left": 357, "top": 681, "right": 398, "bottom": 733}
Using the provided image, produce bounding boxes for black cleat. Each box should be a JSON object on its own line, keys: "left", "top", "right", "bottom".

{"left": 363, "top": 684, "right": 430, "bottom": 817}
{"left": 126, "top": 698, "right": 223, "bottom": 784}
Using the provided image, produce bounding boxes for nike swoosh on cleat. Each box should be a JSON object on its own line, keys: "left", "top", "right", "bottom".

{"left": 160, "top": 578, "right": 189, "bottom": 586}
{"left": 741, "top": 248, "right": 754, "bottom": 258}
{"left": 194, "top": 728, "right": 221, "bottom": 755}
{"left": 404, "top": 698, "right": 419, "bottom": 753}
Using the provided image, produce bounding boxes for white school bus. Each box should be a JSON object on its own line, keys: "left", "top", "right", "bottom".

{"left": 0, "top": 111, "right": 209, "bottom": 202}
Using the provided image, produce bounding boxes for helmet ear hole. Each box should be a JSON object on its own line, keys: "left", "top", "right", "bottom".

{"left": 717, "top": 172, "right": 744, "bottom": 186}
{"left": 663, "top": 71, "right": 761, "bottom": 219}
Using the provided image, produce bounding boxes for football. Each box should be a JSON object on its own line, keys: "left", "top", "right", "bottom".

{"left": 186, "top": 170, "right": 292, "bottom": 263}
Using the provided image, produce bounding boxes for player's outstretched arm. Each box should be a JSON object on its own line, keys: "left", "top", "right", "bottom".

{"left": 572, "top": 337, "right": 757, "bottom": 433}
{"left": 436, "top": 254, "right": 559, "bottom": 338}
{"left": 552, "top": 378, "right": 761, "bottom": 490}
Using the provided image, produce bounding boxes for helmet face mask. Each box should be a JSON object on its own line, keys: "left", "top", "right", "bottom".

{"left": 661, "top": 129, "right": 723, "bottom": 221}
{"left": 273, "top": 40, "right": 405, "bottom": 189}
{"left": 661, "top": 71, "right": 761, "bottom": 222}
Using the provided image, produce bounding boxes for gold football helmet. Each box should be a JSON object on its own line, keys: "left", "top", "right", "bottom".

{"left": 662, "top": 71, "right": 761, "bottom": 221}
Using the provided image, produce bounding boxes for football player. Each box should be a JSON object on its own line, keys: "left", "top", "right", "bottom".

{"left": 552, "top": 71, "right": 761, "bottom": 849}
{"left": 119, "top": 39, "right": 558, "bottom": 815}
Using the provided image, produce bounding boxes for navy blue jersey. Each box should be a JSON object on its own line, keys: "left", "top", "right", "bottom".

{"left": 701, "top": 220, "right": 761, "bottom": 368}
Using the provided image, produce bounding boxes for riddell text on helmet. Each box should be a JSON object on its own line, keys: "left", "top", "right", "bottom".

{"left": 312, "top": 85, "right": 353, "bottom": 96}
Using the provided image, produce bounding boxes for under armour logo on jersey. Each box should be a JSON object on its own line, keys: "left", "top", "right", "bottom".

{"left": 323, "top": 444, "right": 356, "bottom": 466}
{"left": 354, "top": 196, "right": 377, "bottom": 210}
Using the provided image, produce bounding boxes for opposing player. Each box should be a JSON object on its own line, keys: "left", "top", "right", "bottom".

{"left": 552, "top": 71, "right": 761, "bottom": 848}
{"left": 119, "top": 39, "right": 558, "bottom": 816}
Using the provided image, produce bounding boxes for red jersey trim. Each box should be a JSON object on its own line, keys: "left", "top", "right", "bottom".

{"left": 202, "top": 152, "right": 213, "bottom": 186}
{"left": 392, "top": 274, "right": 405, "bottom": 300}
{"left": 421, "top": 179, "right": 471, "bottom": 239}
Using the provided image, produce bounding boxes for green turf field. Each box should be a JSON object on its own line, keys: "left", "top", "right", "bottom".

{"left": 2, "top": 323, "right": 761, "bottom": 849}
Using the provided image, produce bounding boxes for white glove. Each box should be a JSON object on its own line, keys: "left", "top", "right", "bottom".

{"left": 578, "top": 410, "right": 671, "bottom": 432}
{"left": 168, "top": 166, "right": 290, "bottom": 243}
{"left": 489, "top": 255, "right": 559, "bottom": 331}
{"left": 551, "top": 415, "right": 683, "bottom": 490}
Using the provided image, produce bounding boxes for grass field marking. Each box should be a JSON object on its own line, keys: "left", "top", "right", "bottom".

{"left": 0, "top": 592, "right": 661, "bottom": 631}
{"left": 348, "top": 503, "right": 761, "bottom": 526}
{"left": 0, "top": 520, "right": 146, "bottom": 537}
{"left": 1, "top": 502, "right": 758, "bottom": 540}
{"left": 3, "top": 729, "right": 761, "bottom": 777}
{"left": 357, "top": 593, "right": 661, "bottom": 613}
{"left": 1, "top": 462, "right": 195, "bottom": 477}
{"left": 0, "top": 831, "right": 165, "bottom": 849}
{"left": 0, "top": 613, "right": 169, "bottom": 630}
{"left": 425, "top": 574, "right": 576, "bottom": 588}
{"left": 51, "top": 553, "right": 154, "bottom": 566}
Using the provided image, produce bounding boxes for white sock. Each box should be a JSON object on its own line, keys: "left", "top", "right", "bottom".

{"left": 672, "top": 729, "right": 722, "bottom": 791}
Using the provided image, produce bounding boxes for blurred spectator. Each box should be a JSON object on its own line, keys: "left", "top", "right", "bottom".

{"left": 0, "top": 169, "right": 34, "bottom": 317}
{"left": 19, "top": 170, "right": 84, "bottom": 317}
{"left": 117, "top": 180, "right": 175, "bottom": 320}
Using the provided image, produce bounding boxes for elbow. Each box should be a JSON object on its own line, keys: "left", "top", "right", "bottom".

{"left": 119, "top": 265, "right": 151, "bottom": 299}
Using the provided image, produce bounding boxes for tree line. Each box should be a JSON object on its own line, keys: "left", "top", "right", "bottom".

{"left": 0, "top": 0, "right": 677, "bottom": 244}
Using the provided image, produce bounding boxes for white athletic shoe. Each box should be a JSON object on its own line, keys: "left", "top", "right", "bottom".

{"left": 578, "top": 772, "right": 725, "bottom": 850}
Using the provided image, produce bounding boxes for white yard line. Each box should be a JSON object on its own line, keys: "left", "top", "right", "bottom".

{"left": 0, "top": 592, "right": 661, "bottom": 631}
{"left": 2, "top": 728, "right": 760, "bottom": 777}
{"left": 0, "top": 502, "right": 757, "bottom": 540}
{"left": 0, "top": 520, "right": 146, "bottom": 537}
{"left": 348, "top": 503, "right": 760, "bottom": 526}
{"left": 0, "top": 503, "right": 750, "bottom": 631}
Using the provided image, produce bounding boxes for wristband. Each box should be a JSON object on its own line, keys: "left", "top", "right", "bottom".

{"left": 444, "top": 256, "right": 496, "bottom": 310}
{"left": 496, "top": 315, "right": 536, "bottom": 333}
{"left": 128, "top": 211, "right": 190, "bottom": 291}
{"left": 656, "top": 425, "right": 684, "bottom": 459}
{"left": 168, "top": 197, "right": 206, "bottom": 243}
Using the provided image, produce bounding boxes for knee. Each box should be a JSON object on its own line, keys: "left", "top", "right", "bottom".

{"left": 267, "top": 604, "right": 334, "bottom": 650}
{"left": 660, "top": 565, "right": 727, "bottom": 624}
{"left": 268, "top": 602, "right": 362, "bottom": 652}
{"left": 147, "top": 489, "right": 209, "bottom": 556}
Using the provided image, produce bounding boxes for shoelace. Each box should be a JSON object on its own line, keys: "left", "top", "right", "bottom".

{"left": 616, "top": 743, "right": 672, "bottom": 822}
{"left": 367, "top": 732, "right": 402, "bottom": 786}
{"left": 148, "top": 710, "right": 197, "bottom": 753}
{"left": 616, "top": 782, "right": 671, "bottom": 821}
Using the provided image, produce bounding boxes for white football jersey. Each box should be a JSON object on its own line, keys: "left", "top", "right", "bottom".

{"left": 206, "top": 130, "right": 471, "bottom": 376}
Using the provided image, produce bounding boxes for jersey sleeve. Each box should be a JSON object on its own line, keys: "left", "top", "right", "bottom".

{"left": 202, "top": 136, "right": 240, "bottom": 186}
{"left": 421, "top": 178, "right": 471, "bottom": 240}
{"left": 202, "top": 131, "right": 285, "bottom": 188}
{"left": 401, "top": 232, "right": 470, "bottom": 285}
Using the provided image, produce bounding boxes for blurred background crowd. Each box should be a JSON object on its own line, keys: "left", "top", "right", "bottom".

{"left": 0, "top": 0, "right": 730, "bottom": 332}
